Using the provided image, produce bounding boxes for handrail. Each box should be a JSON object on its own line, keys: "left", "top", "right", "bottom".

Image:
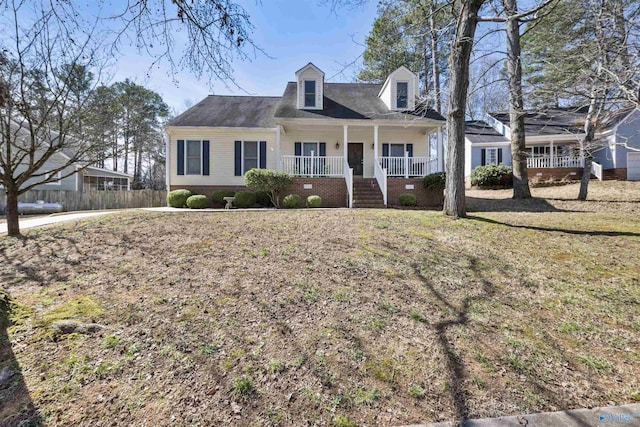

{"left": 374, "top": 158, "right": 387, "bottom": 207}
{"left": 344, "top": 158, "right": 353, "bottom": 208}
{"left": 282, "top": 155, "right": 344, "bottom": 177}
{"left": 591, "top": 161, "right": 603, "bottom": 181}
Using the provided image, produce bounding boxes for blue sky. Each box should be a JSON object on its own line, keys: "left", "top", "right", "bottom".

{"left": 111, "top": 1, "right": 380, "bottom": 113}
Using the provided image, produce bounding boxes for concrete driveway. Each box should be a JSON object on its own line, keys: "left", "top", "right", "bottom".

{"left": 0, "top": 211, "right": 119, "bottom": 235}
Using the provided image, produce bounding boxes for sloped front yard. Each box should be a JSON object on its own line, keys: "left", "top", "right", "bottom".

{"left": 1, "top": 185, "right": 639, "bottom": 426}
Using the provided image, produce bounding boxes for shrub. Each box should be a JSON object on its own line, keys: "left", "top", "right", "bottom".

{"left": 471, "top": 164, "right": 513, "bottom": 187}
{"left": 186, "top": 195, "right": 209, "bottom": 209}
{"left": 255, "top": 191, "right": 273, "bottom": 207}
{"left": 244, "top": 168, "right": 293, "bottom": 209}
{"left": 399, "top": 193, "right": 417, "bottom": 207}
{"left": 423, "top": 172, "right": 446, "bottom": 189}
{"left": 233, "top": 191, "right": 257, "bottom": 208}
{"left": 306, "top": 195, "right": 322, "bottom": 208}
{"left": 167, "top": 189, "right": 192, "bottom": 208}
{"left": 211, "top": 190, "right": 236, "bottom": 207}
{"left": 282, "top": 194, "right": 301, "bottom": 209}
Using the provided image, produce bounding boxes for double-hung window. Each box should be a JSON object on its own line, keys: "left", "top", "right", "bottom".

{"left": 304, "top": 80, "right": 316, "bottom": 108}
{"left": 186, "top": 140, "right": 202, "bottom": 175}
{"left": 396, "top": 82, "right": 408, "bottom": 109}
{"left": 243, "top": 141, "right": 259, "bottom": 174}
{"left": 485, "top": 148, "right": 498, "bottom": 165}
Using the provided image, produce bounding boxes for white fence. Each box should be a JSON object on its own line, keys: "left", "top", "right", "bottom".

{"left": 282, "top": 155, "right": 344, "bottom": 177}
{"left": 527, "top": 156, "right": 584, "bottom": 168}
{"left": 0, "top": 190, "right": 167, "bottom": 213}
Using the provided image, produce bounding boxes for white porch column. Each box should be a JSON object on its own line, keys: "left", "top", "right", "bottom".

{"left": 550, "top": 141, "right": 555, "bottom": 168}
{"left": 276, "top": 125, "right": 282, "bottom": 171}
{"left": 437, "top": 126, "right": 444, "bottom": 172}
{"left": 343, "top": 124, "right": 348, "bottom": 162}
{"left": 373, "top": 124, "right": 379, "bottom": 161}
{"left": 404, "top": 151, "right": 409, "bottom": 179}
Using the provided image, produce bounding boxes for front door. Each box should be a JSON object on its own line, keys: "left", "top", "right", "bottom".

{"left": 348, "top": 143, "right": 364, "bottom": 176}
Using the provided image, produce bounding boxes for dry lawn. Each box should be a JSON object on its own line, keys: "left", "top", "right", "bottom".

{"left": 1, "top": 181, "right": 639, "bottom": 426}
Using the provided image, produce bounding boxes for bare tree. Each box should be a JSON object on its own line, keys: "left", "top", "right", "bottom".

{"left": 0, "top": 1, "right": 111, "bottom": 236}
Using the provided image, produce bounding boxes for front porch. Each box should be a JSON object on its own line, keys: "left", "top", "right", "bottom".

{"left": 275, "top": 122, "right": 444, "bottom": 207}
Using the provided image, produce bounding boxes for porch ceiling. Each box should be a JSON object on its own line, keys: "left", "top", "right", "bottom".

{"left": 277, "top": 120, "right": 439, "bottom": 135}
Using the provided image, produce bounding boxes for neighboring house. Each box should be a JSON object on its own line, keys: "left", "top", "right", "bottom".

{"left": 165, "top": 63, "right": 446, "bottom": 207}
{"left": 465, "top": 106, "right": 640, "bottom": 182}
{"left": 593, "top": 107, "right": 640, "bottom": 180}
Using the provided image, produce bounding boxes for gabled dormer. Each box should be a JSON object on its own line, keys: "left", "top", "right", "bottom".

{"left": 378, "top": 66, "right": 418, "bottom": 111}
{"left": 296, "top": 63, "right": 324, "bottom": 110}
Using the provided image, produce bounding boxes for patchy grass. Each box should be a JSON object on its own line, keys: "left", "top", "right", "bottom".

{"left": 1, "top": 181, "right": 639, "bottom": 425}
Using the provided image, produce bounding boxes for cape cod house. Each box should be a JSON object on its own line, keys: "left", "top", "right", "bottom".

{"left": 464, "top": 107, "right": 640, "bottom": 183}
{"left": 165, "top": 63, "right": 446, "bottom": 207}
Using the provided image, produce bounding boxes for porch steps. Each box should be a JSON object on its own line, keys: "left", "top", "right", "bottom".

{"left": 352, "top": 178, "right": 385, "bottom": 208}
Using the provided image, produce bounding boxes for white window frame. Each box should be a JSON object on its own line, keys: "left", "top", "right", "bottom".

{"left": 304, "top": 80, "right": 316, "bottom": 108}
{"left": 45, "top": 170, "right": 62, "bottom": 185}
{"left": 530, "top": 145, "right": 553, "bottom": 158}
{"left": 241, "top": 140, "right": 261, "bottom": 174}
{"left": 185, "top": 139, "right": 203, "bottom": 175}
{"left": 302, "top": 142, "right": 320, "bottom": 156}
{"left": 485, "top": 148, "right": 499, "bottom": 165}
{"left": 396, "top": 81, "right": 409, "bottom": 109}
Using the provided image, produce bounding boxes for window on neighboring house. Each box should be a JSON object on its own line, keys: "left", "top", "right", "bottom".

{"left": 243, "top": 141, "right": 259, "bottom": 173}
{"left": 531, "top": 145, "right": 554, "bottom": 158}
{"left": 304, "top": 80, "right": 316, "bottom": 108}
{"left": 396, "top": 82, "right": 408, "bottom": 109}
{"left": 485, "top": 148, "right": 498, "bottom": 165}
{"left": 45, "top": 170, "right": 62, "bottom": 185}
{"left": 186, "top": 140, "right": 202, "bottom": 175}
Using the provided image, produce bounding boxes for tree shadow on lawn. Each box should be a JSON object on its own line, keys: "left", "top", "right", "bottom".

{"left": 468, "top": 215, "right": 640, "bottom": 237}
{"left": 410, "top": 254, "right": 612, "bottom": 424}
{"left": 0, "top": 292, "right": 42, "bottom": 426}
{"left": 466, "top": 196, "right": 571, "bottom": 213}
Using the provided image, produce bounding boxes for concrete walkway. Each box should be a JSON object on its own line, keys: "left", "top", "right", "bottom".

{"left": 0, "top": 211, "right": 119, "bottom": 235}
{"left": 405, "top": 403, "right": 640, "bottom": 427}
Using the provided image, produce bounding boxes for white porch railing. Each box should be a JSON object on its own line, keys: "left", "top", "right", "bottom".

{"left": 380, "top": 155, "right": 433, "bottom": 177}
{"left": 282, "top": 155, "right": 344, "bottom": 177}
{"left": 591, "top": 161, "right": 603, "bottom": 181}
{"left": 527, "top": 156, "right": 584, "bottom": 168}
{"left": 344, "top": 159, "right": 353, "bottom": 208}
{"left": 374, "top": 158, "right": 387, "bottom": 207}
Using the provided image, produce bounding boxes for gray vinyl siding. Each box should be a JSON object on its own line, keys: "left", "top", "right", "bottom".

{"left": 470, "top": 145, "right": 512, "bottom": 172}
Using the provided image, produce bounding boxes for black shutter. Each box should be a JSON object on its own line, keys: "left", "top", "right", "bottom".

{"left": 481, "top": 148, "right": 486, "bottom": 166}
{"left": 406, "top": 143, "right": 414, "bottom": 157}
{"left": 382, "top": 144, "right": 389, "bottom": 157}
{"left": 234, "top": 141, "right": 242, "bottom": 176}
{"left": 294, "top": 142, "right": 302, "bottom": 156}
{"left": 177, "top": 140, "right": 185, "bottom": 175}
{"left": 498, "top": 148, "right": 503, "bottom": 164}
{"left": 202, "top": 140, "right": 210, "bottom": 175}
{"left": 319, "top": 142, "right": 326, "bottom": 156}
{"left": 259, "top": 141, "right": 267, "bottom": 168}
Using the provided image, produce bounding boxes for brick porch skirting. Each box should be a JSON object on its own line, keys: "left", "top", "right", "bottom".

{"left": 527, "top": 168, "right": 583, "bottom": 181}
{"left": 387, "top": 178, "right": 444, "bottom": 208}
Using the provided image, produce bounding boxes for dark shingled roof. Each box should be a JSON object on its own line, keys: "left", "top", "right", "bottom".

{"left": 274, "top": 82, "right": 444, "bottom": 122}
{"left": 168, "top": 96, "right": 281, "bottom": 128}
{"left": 602, "top": 105, "right": 639, "bottom": 129}
{"left": 490, "top": 107, "right": 588, "bottom": 136}
{"left": 465, "top": 121, "right": 509, "bottom": 143}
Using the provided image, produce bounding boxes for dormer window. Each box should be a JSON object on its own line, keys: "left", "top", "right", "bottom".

{"left": 396, "top": 82, "right": 408, "bottom": 109}
{"left": 304, "top": 80, "right": 316, "bottom": 108}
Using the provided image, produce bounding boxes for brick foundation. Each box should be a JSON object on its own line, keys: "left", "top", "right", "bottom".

{"left": 170, "top": 179, "right": 348, "bottom": 208}
{"left": 286, "top": 178, "right": 347, "bottom": 208}
{"left": 387, "top": 178, "right": 444, "bottom": 208}
{"left": 603, "top": 168, "right": 627, "bottom": 180}
{"left": 528, "top": 168, "right": 583, "bottom": 181}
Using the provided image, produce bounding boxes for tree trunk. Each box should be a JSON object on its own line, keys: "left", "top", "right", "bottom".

{"left": 504, "top": 0, "right": 531, "bottom": 199}
{"left": 4, "top": 188, "right": 21, "bottom": 237}
{"left": 578, "top": 155, "right": 592, "bottom": 200}
{"left": 429, "top": 1, "right": 442, "bottom": 112}
{"left": 443, "top": 0, "right": 485, "bottom": 218}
